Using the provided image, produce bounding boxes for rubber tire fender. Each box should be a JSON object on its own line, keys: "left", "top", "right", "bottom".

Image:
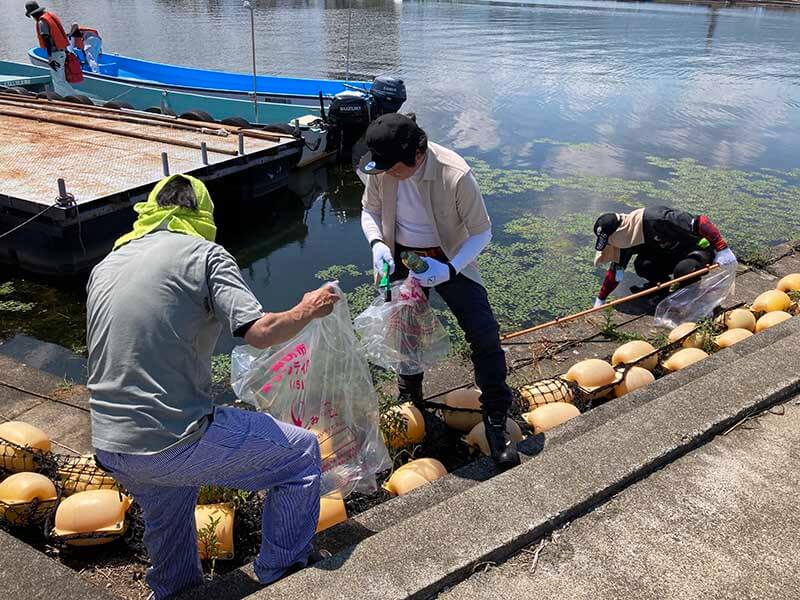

{"left": 103, "top": 101, "right": 134, "bottom": 110}
{"left": 220, "top": 116, "right": 251, "bottom": 128}
{"left": 63, "top": 94, "right": 94, "bottom": 105}
{"left": 179, "top": 109, "right": 215, "bottom": 122}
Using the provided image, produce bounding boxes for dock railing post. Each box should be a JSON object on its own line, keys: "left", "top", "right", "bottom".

{"left": 201, "top": 142, "right": 209, "bottom": 166}
{"left": 161, "top": 152, "right": 170, "bottom": 176}
{"left": 238, "top": 133, "right": 245, "bottom": 156}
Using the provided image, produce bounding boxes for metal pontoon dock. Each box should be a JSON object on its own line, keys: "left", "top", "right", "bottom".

{"left": 0, "top": 93, "right": 302, "bottom": 275}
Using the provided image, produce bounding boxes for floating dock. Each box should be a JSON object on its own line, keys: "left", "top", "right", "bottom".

{"left": 0, "top": 93, "right": 302, "bottom": 275}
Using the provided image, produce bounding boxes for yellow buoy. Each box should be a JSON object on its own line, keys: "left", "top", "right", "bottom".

{"left": 383, "top": 403, "right": 426, "bottom": 448}
{"left": 464, "top": 419, "right": 524, "bottom": 456}
{"left": 715, "top": 328, "right": 753, "bottom": 349}
{"left": 519, "top": 379, "right": 573, "bottom": 410}
{"left": 522, "top": 402, "right": 580, "bottom": 434}
{"left": 564, "top": 359, "right": 616, "bottom": 389}
{"left": 382, "top": 458, "right": 447, "bottom": 497}
{"left": 0, "top": 472, "right": 57, "bottom": 526}
{"left": 53, "top": 489, "right": 131, "bottom": 546}
{"left": 440, "top": 388, "right": 483, "bottom": 432}
{"left": 719, "top": 308, "right": 757, "bottom": 332}
{"left": 663, "top": 348, "right": 708, "bottom": 372}
{"left": 776, "top": 273, "right": 800, "bottom": 293}
{"left": 195, "top": 502, "right": 235, "bottom": 560}
{"left": 611, "top": 340, "right": 657, "bottom": 371}
{"left": 668, "top": 323, "right": 706, "bottom": 349}
{"left": 316, "top": 491, "right": 347, "bottom": 533}
{"left": 755, "top": 311, "right": 792, "bottom": 332}
{"left": 58, "top": 455, "right": 117, "bottom": 496}
{"left": 614, "top": 366, "right": 655, "bottom": 397}
{"left": 751, "top": 289, "right": 791, "bottom": 313}
{"left": 0, "top": 422, "right": 51, "bottom": 473}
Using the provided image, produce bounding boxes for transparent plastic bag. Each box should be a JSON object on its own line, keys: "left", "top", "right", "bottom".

{"left": 353, "top": 277, "right": 451, "bottom": 375}
{"left": 654, "top": 261, "right": 737, "bottom": 328}
{"left": 230, "top": 282, "right": 390, "bottom": 498}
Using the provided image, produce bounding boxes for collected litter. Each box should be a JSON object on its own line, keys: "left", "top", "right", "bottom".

{"left": 354, "top": 277, "right": 450, "bottom": 375}
{"left": 231, "top": 282, "right": 391, "bottom": 497}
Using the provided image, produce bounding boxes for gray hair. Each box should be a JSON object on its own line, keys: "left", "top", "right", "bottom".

{"left": 155, "top": 176, "right": 198, "bottom": 210}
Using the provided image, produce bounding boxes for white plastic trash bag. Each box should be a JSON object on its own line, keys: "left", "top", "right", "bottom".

{"left": 654, "top": 262, "right": 737, "bottom": 328}
{"left": 230, "top": 282, "right": 390, "bottom": 497}
{"left": 353, "top": 278, "right": 451, "bottom": 375}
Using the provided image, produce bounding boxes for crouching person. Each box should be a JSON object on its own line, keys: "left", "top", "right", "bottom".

{"left": 86, "top": 174, "right": 338, "bottom": 599}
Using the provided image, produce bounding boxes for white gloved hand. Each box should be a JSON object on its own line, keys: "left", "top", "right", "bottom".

{"left": 715, "top": 247, "right": 737, "bottom": 267}
{"left": 615, "top": 268, "right": 625, "bottom": 283}
{"left": 371, "top": 241, "right": 395, "bottom": 276}
{"left": 410, "top": 257, "right": 450, "bottom": 287}
{"left": 593, "top": 297, "right": 606, "bottom": 308}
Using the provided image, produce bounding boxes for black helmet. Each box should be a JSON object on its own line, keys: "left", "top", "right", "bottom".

{"left": 25, "top": 1, "right": 45, "bottom": 17}
{"left": 593, "top": 213, "right": 620, "bottom": 251}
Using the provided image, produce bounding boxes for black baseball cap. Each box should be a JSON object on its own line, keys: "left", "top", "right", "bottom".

{"left": 594, "top": 213, "right": 620, "bottom": 251}
{"left": 358, "top": 113, "right": 423, "bottom": 175}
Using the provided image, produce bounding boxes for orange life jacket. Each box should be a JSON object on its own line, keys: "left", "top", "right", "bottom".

{"left": 36, "top": 12, "right": 69, "bottom": 52}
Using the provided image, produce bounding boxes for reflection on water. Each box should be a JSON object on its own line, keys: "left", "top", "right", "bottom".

{"left": 1, "top": 0, "right": 800, "bottom": 351}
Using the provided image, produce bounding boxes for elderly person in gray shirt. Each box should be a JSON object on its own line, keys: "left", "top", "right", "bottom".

{"left": 87, "top": 174, "right": 338, "bottom": 600}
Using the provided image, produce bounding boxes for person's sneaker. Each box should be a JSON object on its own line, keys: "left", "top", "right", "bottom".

{"left": 397, "top": 379, "right": 424, "bottom": 405}
{"left": 483, "top": 412, "right": 521, "bottom": 470}
{"left": 306, "top": 549, "right": 332, "bottom": 566}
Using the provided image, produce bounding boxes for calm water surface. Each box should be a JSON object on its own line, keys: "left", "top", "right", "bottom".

{"left": 1, "top": 0, "right": 800, "bottom": 352}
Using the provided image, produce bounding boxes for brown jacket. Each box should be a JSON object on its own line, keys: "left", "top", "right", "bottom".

{"left": 361, "top": 142, "right": 491, "bottom": 285}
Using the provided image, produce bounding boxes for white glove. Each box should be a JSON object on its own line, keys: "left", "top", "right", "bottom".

{"left": 410, "top": 257, "right": 450, "bottom": 287}
{"left": 715, "top": 248, "right": 737, "bottom": 267}
{"left": 371, "top": 241, "right": 395, "bottom": 276}
{"left": 615, "top": 268, "right": 625, "bottom": 283}
{"left": 593, "top": 297, "right": 606, "bottom": 308}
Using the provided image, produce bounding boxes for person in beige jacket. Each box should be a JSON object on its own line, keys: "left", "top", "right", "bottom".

{"left": 358, "top": 113, "right": 519, "bottom": 469}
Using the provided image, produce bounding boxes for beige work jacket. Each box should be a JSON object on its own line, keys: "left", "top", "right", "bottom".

{"left": 361, "top": 142, "right": 491, "bottom": 286}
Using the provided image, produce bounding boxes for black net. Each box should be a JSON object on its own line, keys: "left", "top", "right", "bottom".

{"left": 0, "top": 497, "right": 57, "bottom": 528}
{"left": 54, "top": 454, "right": 119, "bottom": 496}
{"left": 0, "top": 437, "right": 57, "bottom": 475}
{"left": 515, "top": 303, "right": 747, "bottom": 413}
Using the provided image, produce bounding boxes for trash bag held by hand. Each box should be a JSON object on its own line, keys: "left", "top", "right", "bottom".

{"left": 353, "top": 278, "right": 451, "bottom": 375}
{"left": 654, "top": 261, "right": 737, "bottom": 328}
{"left": 230, "top": 283, "right": 390, "bottom": 497}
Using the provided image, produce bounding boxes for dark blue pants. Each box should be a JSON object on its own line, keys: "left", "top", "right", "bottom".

{"left": 393, "top": 255, "right": 512, "bottom": 414}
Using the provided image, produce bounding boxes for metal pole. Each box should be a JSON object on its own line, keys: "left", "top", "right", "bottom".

{"left": 244, "top": 1, "right": 259, "bottom": 122}
{"left": 200, "top": 142, "right": 209, "bottom": 165}
{"left": 238, "top": 132, "right": 245, "bottom": 155}
{"left": 345, "top": 0, "right": 353, "bottom": 82}
{"left": 161, "top": 152, "right": 170, "bottom": 176}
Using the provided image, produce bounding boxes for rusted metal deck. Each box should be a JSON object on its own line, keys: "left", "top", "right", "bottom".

{"left": 0, "top": 94, "right": 302, "bottom": 275}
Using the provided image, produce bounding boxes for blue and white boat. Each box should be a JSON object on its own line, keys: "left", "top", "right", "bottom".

{"left": 29, "top": 47, "right": 370, "bottom": 106}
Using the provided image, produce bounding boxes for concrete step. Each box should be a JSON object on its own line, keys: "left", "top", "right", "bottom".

{"left": 237, "top": 314, "right": 800, "bottom": 600}
{"left": 184, "top": 308, "right": 800, "bottom": 600}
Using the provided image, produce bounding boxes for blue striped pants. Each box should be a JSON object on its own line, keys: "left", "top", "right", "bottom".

{"left": 95, "top": 406, "right": 321, "bottom": 600}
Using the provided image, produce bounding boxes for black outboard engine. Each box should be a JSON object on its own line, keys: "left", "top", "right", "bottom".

{"left": 326, "top": 90, "right": 375, "bottom": 158}
{"left": 325, "top": 74, "right": 408, "bottom": 164}
{"left": 371, "top": 75, "right": 407, "bottom": 116}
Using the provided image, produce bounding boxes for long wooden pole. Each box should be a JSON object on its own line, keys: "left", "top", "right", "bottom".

{"left": 500, "top": 263, "right": 721, "bottom": 341}
{"left": 0, "top": 91, "right": 288, "bottom": 142}
{"left": 0, "top": 108, "right": 238, "bottom": 156}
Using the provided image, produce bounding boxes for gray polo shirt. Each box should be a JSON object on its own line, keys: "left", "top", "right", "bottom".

{"left": 86, "top": 230, "right": 264, "bottom": 455}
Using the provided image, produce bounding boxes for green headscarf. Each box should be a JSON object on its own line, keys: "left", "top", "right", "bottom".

{"left": 113, "top": 175, "right": 217, "bottom": 250}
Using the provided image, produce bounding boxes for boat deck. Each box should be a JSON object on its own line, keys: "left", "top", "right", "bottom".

{"left": 0, "top": 95, "right": 296, "bottom": 206}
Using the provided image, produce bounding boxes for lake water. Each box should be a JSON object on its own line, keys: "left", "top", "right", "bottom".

{"left": 2, "top": 0, "right": 800, "bottom": 353}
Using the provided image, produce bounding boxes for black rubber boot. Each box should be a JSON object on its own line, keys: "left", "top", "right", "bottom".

{"left": 483, "top": 412, "right": 521, "bottom": 470}
{"left": 398, "top": 376, "right": 424, "bottom": 405}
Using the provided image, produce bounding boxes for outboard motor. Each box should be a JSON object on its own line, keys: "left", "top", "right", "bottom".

{"left": 371, "top": 75, "right": 407, "bottom": 116}
{"left": 326, "top": 90, "right": 375, "bottom": 159}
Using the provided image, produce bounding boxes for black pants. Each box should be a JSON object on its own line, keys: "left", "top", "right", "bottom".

{"left": 634, "top": 248, "right": 714, "bottom": 286}
{"left": 392, "top": 247, "right": 512, "bottom": 415}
